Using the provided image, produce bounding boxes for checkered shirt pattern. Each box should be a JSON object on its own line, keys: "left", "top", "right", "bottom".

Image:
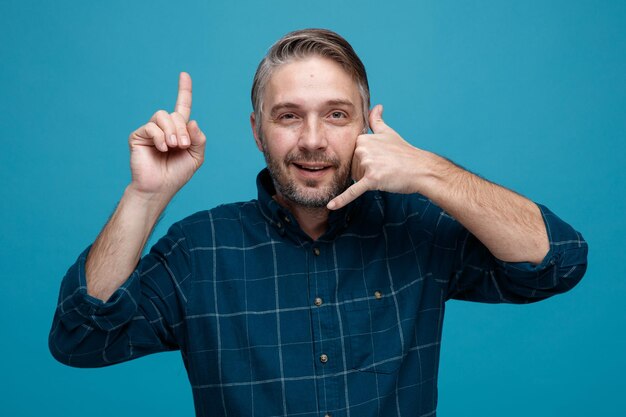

{"left": 49, "top": 169, "right": 588, "bottom": 417}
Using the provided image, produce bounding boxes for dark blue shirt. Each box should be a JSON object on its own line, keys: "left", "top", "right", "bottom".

{"left": 49, "top": 169, "right": 588, "bottom": 417}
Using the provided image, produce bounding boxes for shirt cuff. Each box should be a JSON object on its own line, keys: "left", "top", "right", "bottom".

{"left": 54, "top": 245, "right": 141, "bottom": 332}
{"left": 494, "top": 203, "right": 588, "bottom": 279}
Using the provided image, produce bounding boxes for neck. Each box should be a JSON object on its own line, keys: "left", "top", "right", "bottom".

{"left": 273, "top": 194, "right": 329, "bottom": 241}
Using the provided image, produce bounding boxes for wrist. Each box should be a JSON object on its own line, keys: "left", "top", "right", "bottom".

{"left": 123, "top": 184, "right": 172, "bottom": 220}
{"left": 409, "top": 150, "right": 458, "bottom": 198}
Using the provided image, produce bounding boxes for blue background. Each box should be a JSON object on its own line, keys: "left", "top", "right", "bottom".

{"left": 1, "top": 0, "right": 624, "bottom": 415}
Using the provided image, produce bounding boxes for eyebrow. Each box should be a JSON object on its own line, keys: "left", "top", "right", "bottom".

{"left": 269, "top": 100, "right": 356, "bottom": 117}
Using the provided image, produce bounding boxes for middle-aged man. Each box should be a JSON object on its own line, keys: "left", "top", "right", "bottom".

{"left": 50, "top": 29, "right": 588, "bottom": 417}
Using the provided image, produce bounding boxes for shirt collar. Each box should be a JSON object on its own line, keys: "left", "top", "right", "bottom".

{"left": 255, "top": 168, "right": 361, "bottom": 242}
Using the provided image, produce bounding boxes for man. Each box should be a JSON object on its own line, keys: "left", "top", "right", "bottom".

{"left": 49, "top": 29, "right": 588, "bottom": 417}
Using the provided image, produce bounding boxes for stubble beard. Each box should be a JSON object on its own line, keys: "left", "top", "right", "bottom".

{"left": 262, "top": 142, "right": 353, "bottom": 208}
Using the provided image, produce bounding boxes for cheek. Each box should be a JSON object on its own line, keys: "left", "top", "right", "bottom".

{"left": 331, "top": 128, "right": 358, "bottom": 158}
{"left": 262, "top": 127, "right": 298, "bottom": 156}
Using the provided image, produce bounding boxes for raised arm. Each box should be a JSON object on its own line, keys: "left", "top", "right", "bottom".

{"left": 49, "top": 73, "right": 206, "bottom": 367}
{"left": 327, "top": 105, "right": 548, "bottom": 265}
{"left": 86, "top": 72, "right": 206, "bottom": 302}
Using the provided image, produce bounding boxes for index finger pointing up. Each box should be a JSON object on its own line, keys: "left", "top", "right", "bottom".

{"left": 175, "top": 72, "right": 193, "bottom": 122}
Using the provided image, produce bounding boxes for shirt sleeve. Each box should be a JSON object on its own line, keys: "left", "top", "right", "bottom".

{"left": 444, "top": 203, "right": 588, "bottom": 303}
{"left": 48, "top": 222, "right": 191, "bottom": 367}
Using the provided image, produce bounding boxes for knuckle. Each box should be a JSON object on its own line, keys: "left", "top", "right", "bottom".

{"left": 177, "top": 100, "right": 191, "bottom": 110}
{"left": 156, "top": 117, "right": 174, "bottom": 132}
{"left": 171, "top": 111, "right": 184, "bottom": 123}
{"left": 149, "top": 123, "right": 165, "bottom": 139}
{"left": 172, "top": 114, "right": 189, "bottom": 134}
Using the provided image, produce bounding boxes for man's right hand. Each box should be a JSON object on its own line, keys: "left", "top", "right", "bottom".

{"left": 85, "top": 72, "right": 205, "bottom": 301}
{"left": 128, "top": 72, "right": 206, "bottom": 197}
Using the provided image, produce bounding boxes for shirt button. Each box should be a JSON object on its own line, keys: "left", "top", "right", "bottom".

{"left": 313, "top": 247, "right": 320, "bottom": 256}
{"left": 314, "top": 297, "right": 323, "bottom": 306}
{"left": 374, "top": 290, "right": 383, "bottom": 299}
{"left": 319, "top": 354, "right": 328, "bottom": 363}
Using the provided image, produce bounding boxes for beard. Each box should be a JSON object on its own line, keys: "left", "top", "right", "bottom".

{"left": 262, "top": 143, "right": 353, "bottom": 208}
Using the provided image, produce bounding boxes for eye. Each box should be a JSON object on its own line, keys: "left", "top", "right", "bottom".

{"left": 279, "top": 113, "right": 297, "bottom": 120}
{"left": 329, "top": 111, "right": 347, "bottom": 119}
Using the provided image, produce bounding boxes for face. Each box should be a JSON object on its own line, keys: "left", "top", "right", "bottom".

{"left": 251, "top": 56, "right": 365, "bottom": 208}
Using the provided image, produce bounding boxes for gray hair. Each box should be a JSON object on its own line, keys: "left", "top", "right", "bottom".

{"left": 251, "top": 28, "right": 370, "bottom": 138}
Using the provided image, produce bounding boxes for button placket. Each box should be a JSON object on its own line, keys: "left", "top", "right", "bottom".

{"left": 306, "top": 241, "right": 339, "bottom": 412}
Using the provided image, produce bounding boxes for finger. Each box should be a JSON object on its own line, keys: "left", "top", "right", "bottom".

{"left": 171, "top": 112, "right": 190, "bottom": 148}
{"left": 327, "top": 179, "right": 370, "bottom": 210}
{"left": 368, "top": 104, "right": 388, "bottom": 134}
{"left": 135, "top": 121, "right": 167, "bottom": 152}
{"left": 151, "top": 110, "right": 178, "bottom": 147}
{"left": 175, "top": 72, "right": 192, "bottom": 122}
{"left": 187, "top": 120, "right": 206, "bottom": 159}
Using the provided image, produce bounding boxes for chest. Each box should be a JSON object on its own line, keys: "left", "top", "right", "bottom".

{"left": 182, "top": 227, "right": 444, "bottom": 377}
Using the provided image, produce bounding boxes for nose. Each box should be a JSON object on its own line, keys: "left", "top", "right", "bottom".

{"left": 298, "top": 117, "right": 328, "bottom": 151}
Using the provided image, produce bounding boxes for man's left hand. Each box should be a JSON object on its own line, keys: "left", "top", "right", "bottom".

{"left": 327, "top": 104, "right": 428, "bottom": 210}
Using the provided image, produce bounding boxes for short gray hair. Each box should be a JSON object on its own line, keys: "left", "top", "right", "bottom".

{"left": 251, "top": 28, "right": 370, "bottom": 138}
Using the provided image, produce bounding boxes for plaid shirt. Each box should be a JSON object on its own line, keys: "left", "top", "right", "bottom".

{"left": 49, "top": 169, "right": 588, "bottom": 417}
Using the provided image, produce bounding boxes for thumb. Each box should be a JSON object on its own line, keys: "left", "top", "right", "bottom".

{"left": 187, "top": 120, "right": 206, "bottom": 159}
{"left": 368, "top": 104, "right": 387, "bottom": 134}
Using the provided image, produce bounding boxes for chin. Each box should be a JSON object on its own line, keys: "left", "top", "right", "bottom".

{"left": 287, "top": 177, "right": 351, "bottom": 208}
{"left": 286, "top": 187, "right": 334, "bottom": 208}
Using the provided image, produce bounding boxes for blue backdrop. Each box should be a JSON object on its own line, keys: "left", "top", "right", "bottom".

{"left": 1, "top": 0, "right": 624, "bottom": 416}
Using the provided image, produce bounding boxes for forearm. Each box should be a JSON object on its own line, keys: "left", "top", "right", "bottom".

{"left": 86, "top": 186, "right": 172, "bottom": 301}
{"left": 416, "top": 151, "right": 549, "bottom": 264}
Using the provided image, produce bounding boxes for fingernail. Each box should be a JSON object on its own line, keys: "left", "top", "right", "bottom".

{"left": 169, "top": 134, "right": 177, "bottom": 146}
{"left": 181, "top": 135, "right": 189, "bottom": 146}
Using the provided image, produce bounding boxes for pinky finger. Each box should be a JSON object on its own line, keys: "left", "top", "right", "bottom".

{"left": 327, "top": 179, "right": 369, "bottom": 210}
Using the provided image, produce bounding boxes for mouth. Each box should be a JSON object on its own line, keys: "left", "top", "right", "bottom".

{"left": 293, "top": 162, "right": 332, "bottom": 171}
{"left": 291, "top": 162, "right": 334, "bottom": 178}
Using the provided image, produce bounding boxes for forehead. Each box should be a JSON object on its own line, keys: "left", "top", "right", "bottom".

{"left": 264, "top": 56, "right": 360, "bottom": 111}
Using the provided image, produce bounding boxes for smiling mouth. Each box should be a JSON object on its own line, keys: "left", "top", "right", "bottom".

{"left": 292, "top": 163, "right": 333, "bottom": 172}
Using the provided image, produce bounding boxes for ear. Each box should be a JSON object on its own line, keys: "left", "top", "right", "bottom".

{"left": 250, "top": 112, "right": 264, "bottom": 152}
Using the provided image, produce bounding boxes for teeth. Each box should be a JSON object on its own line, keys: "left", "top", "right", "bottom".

{"left": 296, "top": 164, "right": 326, "bottom": 171}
